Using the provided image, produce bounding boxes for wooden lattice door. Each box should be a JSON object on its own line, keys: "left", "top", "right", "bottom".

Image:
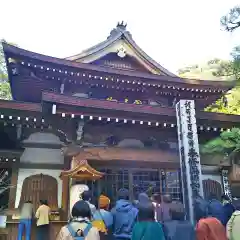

{"left": 203, "top": 179, "right": 222, "bottom": 200}
{"left": 19, "top": 174, "right": 58, "bottom": 212}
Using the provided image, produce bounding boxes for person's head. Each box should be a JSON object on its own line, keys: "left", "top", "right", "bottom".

{"left": 40, "top": 199, "right": 48, "bottom": 205}
{"left": 118, "top": 188, "right": 129, "bottom": 200}
{"left": 98, "top": 195, "right": 110, "bottom": 210}
{"left": 138, "top": 193, "right": 150, "bottom": 203}
{"left": 82, "top": 190, "right": 92, "bottom": 202}
{"left": 137, "top": 203, "right": 155, "bottom": 221}
{"left": 169, "top": 202, "right": 185, "bottom": 220}
{"left": 208, "top": 193, "right": 218, "bottom": 201}
{"left": 163, "top": 194, "right": 172, "bottom": 203}
{"left": 194, "top": 196, "right": 208, "bottom": 221}
{"left": 151, "top": 194, "right": 160, "bottom": 203}
{"left": 72, "top": 200, "right": 91, "bottom": 219}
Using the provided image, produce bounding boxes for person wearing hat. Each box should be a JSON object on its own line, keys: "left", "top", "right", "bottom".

{"left": 56, "top": 200, "right": 100, "bottom": 240}
{"left": 111, "top": 188, "right": 138, "bottom": 240}
{"left": 92, "top": 195, "right": 113, "bottom": 239}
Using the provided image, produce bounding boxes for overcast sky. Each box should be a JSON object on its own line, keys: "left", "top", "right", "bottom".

{"left": 1, "top": 0, "right": 239, "bottom": 73}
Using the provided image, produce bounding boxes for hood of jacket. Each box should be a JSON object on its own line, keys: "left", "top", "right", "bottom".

{"left": 138, "top": 193, "right": 150, "bottom": 204}
{"left": 115, "top": 199, "right": 135, "bottom": 213}
{"left": 112, "top": 199, "right": 138, "bottom": 239}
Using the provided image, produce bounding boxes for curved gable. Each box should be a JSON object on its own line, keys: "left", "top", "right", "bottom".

{"left": 66, "top": 23, "right": 176, "bottom": 76}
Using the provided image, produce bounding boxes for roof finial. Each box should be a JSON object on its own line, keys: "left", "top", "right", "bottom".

{"left": 117, "top": 21, "right": 127, "bottom": 30}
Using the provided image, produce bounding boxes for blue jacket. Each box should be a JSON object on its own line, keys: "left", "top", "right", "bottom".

{"left": 208, "top": 199, "right": 225, "bottom": 224}
{"left": 111, "top": 199, "right": 138, "bottom": 239}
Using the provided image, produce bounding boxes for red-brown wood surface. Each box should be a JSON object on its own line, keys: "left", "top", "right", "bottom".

{"left": 5, "top": 221, "right": 66, "bottom": 240}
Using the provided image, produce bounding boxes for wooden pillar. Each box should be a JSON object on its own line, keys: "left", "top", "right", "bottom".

{"left": 61, "top": 156, "right": 71, "bottom": 220}
{"left": 61, "top": 176, "right": 69, "bottom": 220}
{"left": 128, "top": 169, "right": 133, "bottom": 201}
{"left": 8, "top": 167, "right": 19, "bottom": 210}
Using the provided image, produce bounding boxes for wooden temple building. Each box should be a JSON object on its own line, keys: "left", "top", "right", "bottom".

{"left": 0, "top": 22, "right": 240, "bottom": 238}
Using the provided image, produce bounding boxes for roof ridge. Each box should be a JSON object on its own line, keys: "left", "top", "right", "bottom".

{"left": 3, "top": 42, "right": 235, "bottom": 88}
{"left": 65, "top": 23, "right": 177, "bottom": 76}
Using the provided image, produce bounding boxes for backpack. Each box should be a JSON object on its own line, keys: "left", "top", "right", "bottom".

{"left": 67, "top": 223, "right": 92, "bottom": 240}
{"left": 91, "top": 210, "right": 108, "bottom": 234}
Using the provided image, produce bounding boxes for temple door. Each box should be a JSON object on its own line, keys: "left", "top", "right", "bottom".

{"left": 131, "top": 169, "right": 164, "bottom": 201}
{"left": 203, "top": 179, "right": 222, "bottom": 200}
{"left": 19, "top": 174, "right": 58, "bottom": 212}
{"left": 163, "top": 170, "right": 182, "bottom": 201}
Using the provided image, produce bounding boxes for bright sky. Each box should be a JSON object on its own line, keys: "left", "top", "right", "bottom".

{"left": 1, "top": 0, "right": 239, "bottom": 73}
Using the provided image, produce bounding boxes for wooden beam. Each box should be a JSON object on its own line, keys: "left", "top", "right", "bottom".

{"left": 19, "top": 163, "right": 64, "bottom": 169}
{"left": 8, "top": 167, "right": 19, "bottom": 210}
{"left": 61, "top": 176, "right": 69, "bottom": 220}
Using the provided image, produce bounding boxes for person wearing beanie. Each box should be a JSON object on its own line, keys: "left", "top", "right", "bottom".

{"left": 92, "top": 195, "right": 113, "bottom": 239}
{"left": 111, "top": 188, "right": 138, "bottom": 240}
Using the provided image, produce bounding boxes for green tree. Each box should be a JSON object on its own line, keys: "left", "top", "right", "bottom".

{"left": 205, "top": 46, "right": 240, "bottom": 114}
{"left": 178, "top": 59, "right": 234, "bottom": 81}
{"left": 0, "top": 40, "right": 12, "bottom": 100}
{"left": 201, "top": 128, "right": 240, "bottom": 164}
{"left": 221, "top": 6, "right": 240, "bottom": 32}
{"left": 178, "top": 47, "right": 240, "bottom": 115}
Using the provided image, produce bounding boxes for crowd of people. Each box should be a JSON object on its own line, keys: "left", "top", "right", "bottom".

{"left": 17, "top": 189, "right": 240, "bottom": 240}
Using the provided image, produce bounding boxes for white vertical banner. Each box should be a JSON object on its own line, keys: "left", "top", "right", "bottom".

{"left": 176, "top": 100, "right": 204, "bottom": 223}
{"left": 222, "top": 169, "right": 232, "bottom": 200}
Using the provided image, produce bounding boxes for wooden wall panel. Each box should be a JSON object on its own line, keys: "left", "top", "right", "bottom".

{"left": 6, "top": 221, "right": 66, "bottom": 240}
{"left": 19, "top": 174, "right": 58, "bottom": 212}
{"left": 203, "top": 179, "right": 222, "bottom": 200}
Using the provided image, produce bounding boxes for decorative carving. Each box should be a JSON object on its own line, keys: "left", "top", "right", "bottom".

{"left": 60, "top": 83, "right": 65, "bottom": 94}
{"left": 117, "top": 46, "right": 127, "bottom": 58}
{"left": 16, "top": 124, "right": 22, "bottom": 140}
{"left": 172, "top": 98, "right": 177, "bottom": 107}
{"left": 60, "top": 158, "right": 104, "bottom": 181}
{"left": 117, "top": 21, "right": 127, "bottom": 29}
{"left": 76, "top": 121, "right": 84, "bottom": 142}
{"left": 222, "top": 169, "right": 232, "bottom": 199}
{"left": 176, "top": 100, "right": 203, "bottom": 223}
{"left": 105, "top": 135, "right": 119, "bottom": 146}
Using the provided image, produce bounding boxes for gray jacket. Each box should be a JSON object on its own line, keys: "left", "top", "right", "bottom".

{"left": 20, "top": 203, "right": 33, "bottom": 219}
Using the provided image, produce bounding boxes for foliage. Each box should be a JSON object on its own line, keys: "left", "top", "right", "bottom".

{"left": 178, "top": 46, "right": 240, "bottom": 115}
{"left": 178, "top": 59, "right": 234, "bottom": 81}
{"left": 205, "top": 47, "right": 240, "bottom": 114}
{"left": 201, "top": 128, "right": 240, "bottom": 164}
{"left": 212, "top": 46, "right": 240, "bottom": 81}
{"left": 0, "top": 82, "right": 11, "bottom": 100}
{"left": 0, "top": 39, "right": 8, "bottom": 82}
{"left": 0, "top": 39, "right": 12, "bottom": 100}
{"left": 221, "top": 6, "right": 240, "bottom": 32}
